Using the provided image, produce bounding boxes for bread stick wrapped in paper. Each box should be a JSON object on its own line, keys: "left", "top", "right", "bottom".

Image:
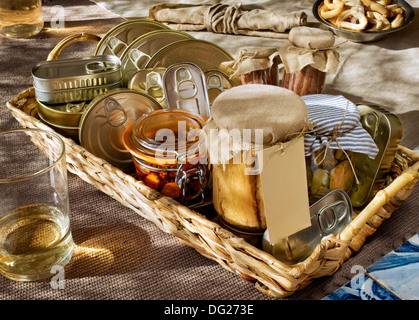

{"left": 203, "top": 84, "right": 313, "bottom": 245}
{"left": 149, "top": 3, "right": 308, "bottom": 39}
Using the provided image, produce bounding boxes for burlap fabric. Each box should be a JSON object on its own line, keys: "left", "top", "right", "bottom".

{"left": 279, "top": 26, "right": 340, "bottom": 74}
{"left": 221, "top": 47, "right": 280, "bottom": 78}
{"left": 148, "top": 3, "right": 308, "bottom": 38}
{"left": 0, "top": 0, "right": 418, "bottom": 301}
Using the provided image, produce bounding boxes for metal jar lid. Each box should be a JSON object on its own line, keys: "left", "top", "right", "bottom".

{"left": 94, "top": 19, "right": 169, "bottom": 58}
{"left": 123, "top": 108, "right": 207, "bottom": 166}
{"left": 120, "top": 29, "right": 194, "bottom": 86}
{"left": 128, "top": 68, "right": 166, "bottom": 107}
{"left": 79, "top": 89, "right": 162, "bottom": 173}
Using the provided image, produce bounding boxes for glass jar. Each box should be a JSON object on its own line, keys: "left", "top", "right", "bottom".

{"left": 306, "top": 147, "right": 356, "bottom": 204}
{"left": 122, "top": 108, "right": 210, "bottom": 207}
{"left": 281, "top": 65, "right": 326, "bottom": 96}
{"left": 240, "top": 58, "right": 279, "bottom": 86}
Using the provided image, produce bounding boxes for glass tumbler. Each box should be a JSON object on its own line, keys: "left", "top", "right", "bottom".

{"left": 0, "top": 128, "right": 74, "bottom": 281}
{"left": 0, "top": 0, "right": 44, "bottom": 38}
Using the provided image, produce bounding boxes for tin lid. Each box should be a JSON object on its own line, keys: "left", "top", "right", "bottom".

{"left": 120, "top": 29, "right": 194, "bottom": 86}
{"left": 123, "top": 108, "right": 207, "bottom": 165}
{"left": 79, "top": 89, "right": 162, "bottom": 173}
{"left": 32, "top": 55, "right": 122, "bottom": 92}
{"left": 145, "top": 39, "right": 233, "bottom": 75}
{"left": 94, "top": 19, "right": 169, "bottom": 58}
{"left": 204, "top": 69, "right": 235, "bottom": 105}
{"left": 128, "top": 68, "right": 166, "bottom": 106}
{"left": 163, "top": 62, "right": 211, "bottom": 118}
{"left": 37, "top": 100, "right": 87, "bottom": 127}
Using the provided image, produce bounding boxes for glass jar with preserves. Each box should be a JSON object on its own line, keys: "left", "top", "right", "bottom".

{"left": 122, "top": 108, "right": 210, "bottom": 207}
{"left": 279, "top": 26, "right": 340, "bottom": 96}
{"left": 221, "top": 47, "right": 280, "bottom": 86}
{"left": 302, "top": 94, "right": 380, "bottom": 205}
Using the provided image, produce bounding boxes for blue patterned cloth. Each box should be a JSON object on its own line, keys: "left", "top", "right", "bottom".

{"left": 302, "top": 94, "right": 379, "bottom": 159}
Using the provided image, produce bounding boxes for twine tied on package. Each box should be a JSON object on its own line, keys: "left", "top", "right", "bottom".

{"left": 302, "top": 94, "right": 379, "bottom": 184}
{"left": 221, "top": 47, "right": 280, "bottom": 79}
{"left": 203, "top": 84, "right": 311, "bottom": 165}
{"left": 279, "top": 26, "right": 341, "bottom": 74}
{"left": 149, "top": 3, "right": 308, "bottom": 39}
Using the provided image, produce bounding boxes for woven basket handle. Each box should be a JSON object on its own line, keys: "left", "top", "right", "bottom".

{"left": 340, "top": 150, "right": 419, "bottom": 242}
{"left": 47, "top": 33, "right": 101, "bottom": 61}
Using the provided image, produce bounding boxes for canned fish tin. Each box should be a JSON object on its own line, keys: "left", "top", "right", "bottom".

{"left": 79, "top": 89, "right": 162, "bottom": 173}
{"left": 32, "top": 55, "right": 122, "bottom": 104}
{"left": 262, "top": 189, "right": 352, "bottom": 265}
{"left": 145, "top": 39, "right": 233, "bottom": 76}
{"left": 122, "top": 108, "right": 210, "bottom": 207}
{"left": 37, "top": 100, "right": 87, "bottom": 128}
{"left": 350, "top": 104, "right": 403, "bottom": 207}
{"left": 163, "top": 63, "right": 211, "bottom": 118}
{"left": 120, "top": 29, "right": 194, "bottom": 86}
{"left": 94, "top": 19, "right": 169, "bottom": 58}
{"left": 128, "top": 68, "right": 166, "bottom": 107}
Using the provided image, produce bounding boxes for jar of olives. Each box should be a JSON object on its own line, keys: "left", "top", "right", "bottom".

{"left": 306, "top": 147, "right": 356, "bottom": 204}
{"left": 122, "top": 108, "right": 210, "bottom": 207}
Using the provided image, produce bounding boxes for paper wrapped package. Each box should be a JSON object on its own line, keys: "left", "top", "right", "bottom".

{"left": 203, "top": 84, "right": 312, "bottom": 242}
{"left": 149, "top": 3, "right": 308, "bottom": 39}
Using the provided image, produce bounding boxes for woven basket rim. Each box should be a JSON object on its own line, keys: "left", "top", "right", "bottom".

{"left": 6, "top": 87, "right": 419, "bottom": 297}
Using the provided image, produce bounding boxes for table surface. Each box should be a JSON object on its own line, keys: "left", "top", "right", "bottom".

{"left": 0, "top": 0, "right": 418, "bottom": 301}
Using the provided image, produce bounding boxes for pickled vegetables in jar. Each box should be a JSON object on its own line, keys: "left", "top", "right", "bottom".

{"left": 306, "top": 147, "right": 356, "bottom": 204}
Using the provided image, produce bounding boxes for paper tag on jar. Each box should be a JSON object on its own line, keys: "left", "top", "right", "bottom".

{"left": 257, "top": 136, "right": 311, "bottom": 244}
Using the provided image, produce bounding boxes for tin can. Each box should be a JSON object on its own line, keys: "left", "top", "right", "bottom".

{"left": 163, "top": 63, "right": 211, "bottom": 118}
{"left": 145, "top": 39, "right": 233, "bottom": 76}
{"left": 350, "top": 104, "right": 403, "bottom": 207}
{"left": 204, "top": 70, "right": 235, "bottom": 105}
{"left": 32, "top": 55, "right": 122, "bottom": 104}
{"left": 128, "top": 68, "right": 167, "bottom": 107}
{"left": 37, "top": 100, "right": 87, "bottom": 128}
{"left": 94, "top": 19, "right": 169, "bottom": 58}
{"left": 37, "top": 112, "right": 80, "bottom": 143}
{"left": 79, "top": 89, "right": 162, "bottom": 174}
{"left": 120, "top": 29, "right": 194, "bottom": 86}
{"left": 122, "top": 108, "right": 210, "bottom": 207}
{"left": 262, "top": 189, "right": 352, "bottom": 265}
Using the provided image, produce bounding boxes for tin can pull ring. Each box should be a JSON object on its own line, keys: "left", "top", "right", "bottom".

{"left": 47, "top": 33, "right": 101, "bottom": 61}
{"left": 107, "top": 36, "right": 128, "bottom": 56}
{"left": 129, "top": 49, "right": 152, "bottom": 71}
{"left": 103, "top": 98, "right": 127, "bottom": 127}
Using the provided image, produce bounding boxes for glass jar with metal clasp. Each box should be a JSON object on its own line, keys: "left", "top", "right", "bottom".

{"left": 122, "top": 108, "right": 210, "bottom": 207}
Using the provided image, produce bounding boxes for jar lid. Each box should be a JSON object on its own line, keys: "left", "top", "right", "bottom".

{"left": 79, "top": 89, "right": 162, "bottom": 173}
{"left": 124, "top": 108, "right": 207, "bottom": 165}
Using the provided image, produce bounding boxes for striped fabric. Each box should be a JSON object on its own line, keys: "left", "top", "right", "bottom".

{"left": 302, "top": 94, "right": 379, "bottom": 159}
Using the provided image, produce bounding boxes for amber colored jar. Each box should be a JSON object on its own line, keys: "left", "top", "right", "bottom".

{"left": 240, "top": 58, "right": 279, "bottom": 86}
{"left": 306, "top": 146, "right": 356, "bottom": 204}
{"left": 122, "top": 108, "right": 209, "bottom": 206}
{"left": 281, "top": 65, "right": 326, "bottom": 96}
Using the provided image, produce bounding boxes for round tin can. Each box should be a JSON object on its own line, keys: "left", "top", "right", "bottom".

{"left": 79, "top": 89, "right": 162, "bottom": 173}
{"left": 128, "top": 68, "right": 166, "bottom": 107}
{"left": 122, "top": 108, "right": 210, "bottom": 206}
{"left": 120, "top": 29, "right": 194, "bottom": 86}
{"left": 37, "top": 100, "right": 87, "bottom": 128}
{"left": 145, "top": 39, "right": 233, "bottom": 75}
{"left": 37, "top": 112, "right": 80, "bottom": 143}
{"left": 94, "top": 19, "right": 169, "bottom": 58}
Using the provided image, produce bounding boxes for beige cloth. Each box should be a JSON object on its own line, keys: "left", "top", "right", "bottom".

{"left": 148, "top": 3, "right": 308, "bottom": 38}
{"left": 203, "top": 84, "right": 310, "bottom": 164}
{"left": 221, "top": 47, "right": 280, "bottom": 77}
{"left": 279, "top": 26, "right": 340, "bottom": 74}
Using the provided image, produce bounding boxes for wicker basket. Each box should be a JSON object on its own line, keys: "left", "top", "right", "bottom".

{"left": 6, "top": 87, "right": 419, "bottom": 297}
